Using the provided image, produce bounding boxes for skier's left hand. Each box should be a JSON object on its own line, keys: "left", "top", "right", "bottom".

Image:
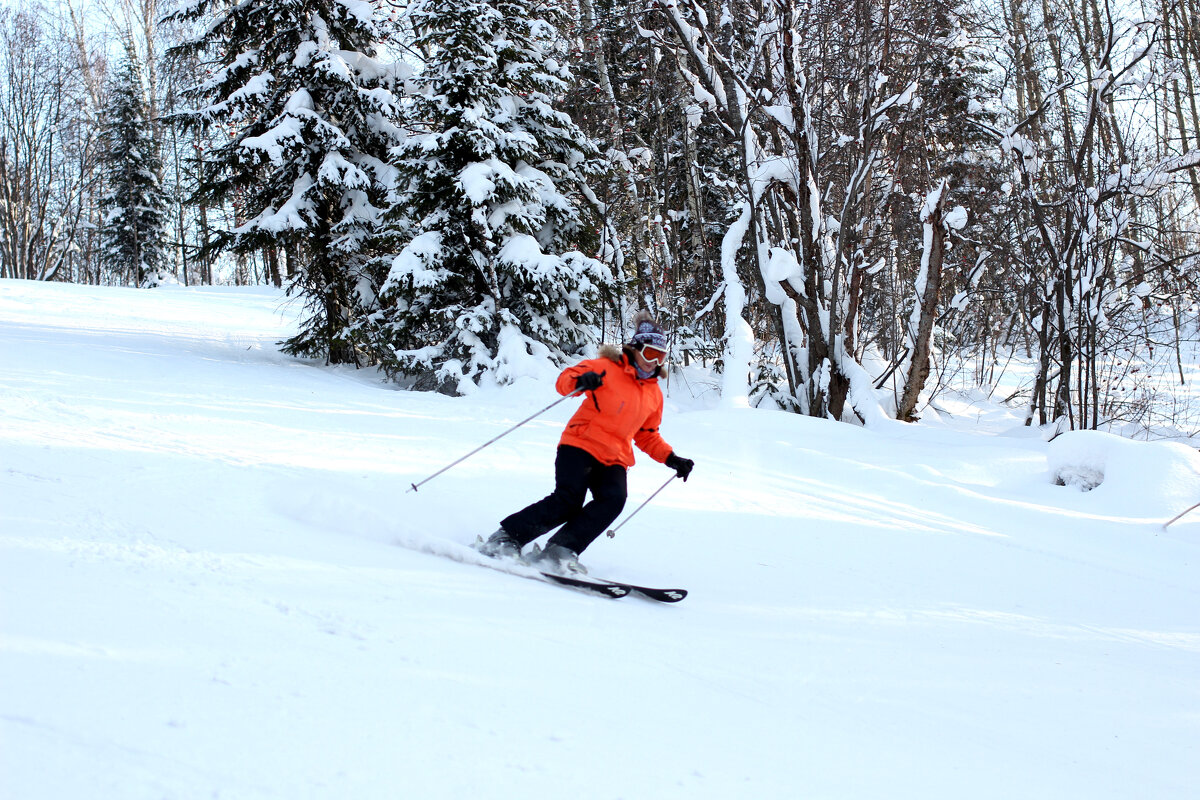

{"left": 666, "top": 452, "right": 695, "bottom": 481}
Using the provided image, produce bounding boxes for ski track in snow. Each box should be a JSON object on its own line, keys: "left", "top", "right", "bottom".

{"left": 1, "top": 280, "right": 1197, "bottom": 799}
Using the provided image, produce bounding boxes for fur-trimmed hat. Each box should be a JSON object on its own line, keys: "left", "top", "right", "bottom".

{"left": 630, "top": 309, "right": 668, "bottom": 350}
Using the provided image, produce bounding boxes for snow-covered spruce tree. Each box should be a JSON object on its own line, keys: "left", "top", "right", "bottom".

{"left": 372, "top": 0, "right": 608, "bottom": 393}
{"left": 100, "top": 41, "right": 170, "bottom": 288}
{"left": 167, "top": 0, "right": 403, "bottom": 363}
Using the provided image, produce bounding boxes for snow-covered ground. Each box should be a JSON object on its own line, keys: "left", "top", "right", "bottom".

{"left": 1, "top": 280, "right": 1197, "bottom": 799}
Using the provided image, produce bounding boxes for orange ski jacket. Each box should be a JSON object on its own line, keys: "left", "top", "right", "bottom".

{"left": 555, "top": 346, "right": 674, "bottom": 468}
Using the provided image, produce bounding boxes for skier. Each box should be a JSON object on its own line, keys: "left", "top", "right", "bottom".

{"left": 478, "top": 311, "right": 695, "bottom": 574}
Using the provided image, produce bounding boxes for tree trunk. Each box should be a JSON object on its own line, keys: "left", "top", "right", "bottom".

{"left": 265, "top": 246, "right": 281, "bottom": 288}
{"left": 897, "top": 184, "right": 948, "bottom": 421}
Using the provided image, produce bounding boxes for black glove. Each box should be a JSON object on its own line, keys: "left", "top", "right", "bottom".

{"left": 574, "top": 370, "right": 605, "bottom": 392}
{"left": 666, "top": 452, "right": 694, "bottom": 481}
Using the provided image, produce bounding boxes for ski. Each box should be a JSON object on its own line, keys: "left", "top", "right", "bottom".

{"left": 536, "top": 572, "right": 632, "bottom": 598}
{"left": 471, "top": 537, "right": 685, "bottom": 601}
{"left": 539, "top": 572, "right": 686, "bottom": 602}
{"left": 590, "top": 580, "right": 687, "bottom": 603}
{"left": 467, "top": 541, "right": 628, "bottom": 598}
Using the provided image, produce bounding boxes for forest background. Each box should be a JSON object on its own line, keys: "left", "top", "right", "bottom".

{"left": 2, "top": 0, "right": 1199, "bottom": 438}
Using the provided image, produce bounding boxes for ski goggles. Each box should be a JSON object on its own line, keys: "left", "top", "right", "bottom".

{"left": 638, "top": 343, "right": 668, "bottom": 365}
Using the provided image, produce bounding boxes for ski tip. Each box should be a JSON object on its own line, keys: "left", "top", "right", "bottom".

{"left": 625, "top": 587, "right": 687, "bottom": 603}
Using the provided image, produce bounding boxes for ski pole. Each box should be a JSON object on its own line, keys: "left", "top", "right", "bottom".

{"left": 606, "top": 474, "right": 677, "bottom": 538}
{"left": 1163, "top": 498, "right": 1200, "bottom": 529}
{"left": 407, "top": 391, "right": 582, "bottom": 493}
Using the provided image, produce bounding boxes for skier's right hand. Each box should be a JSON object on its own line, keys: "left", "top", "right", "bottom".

{"left": 574, "top": 370, "right": 605, "bottom": 392}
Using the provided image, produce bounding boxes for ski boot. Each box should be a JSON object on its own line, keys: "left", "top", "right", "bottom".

{"left": 475, "top": 528, "right": 521, "bottom": 560}
{"left": 528, "top": 543, "right": 587, "bottom": 576}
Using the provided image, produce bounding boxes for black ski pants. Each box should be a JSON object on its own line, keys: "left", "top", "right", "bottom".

{"left": 501, "top": 445, "right": 628, "bottom": 555}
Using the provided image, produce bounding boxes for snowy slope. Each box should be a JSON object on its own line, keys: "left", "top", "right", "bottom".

{"left": 1, "top": 280, "right": 1197, "bottom": 800}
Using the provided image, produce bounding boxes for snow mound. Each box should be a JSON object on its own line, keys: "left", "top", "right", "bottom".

{"left": 1048, "top": 429, "right": 1200, "bottom": 513}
